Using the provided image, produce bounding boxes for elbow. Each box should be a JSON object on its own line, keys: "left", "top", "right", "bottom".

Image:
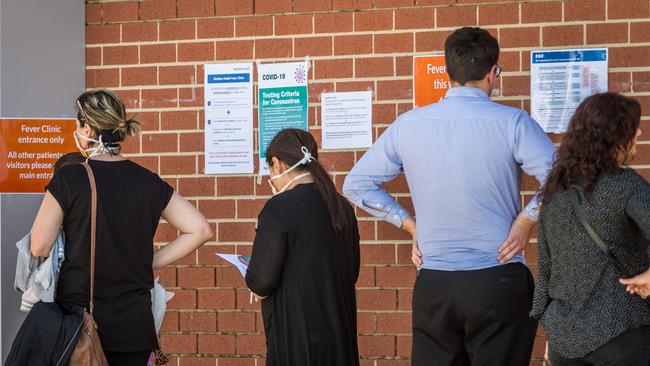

{"left": 198, "top": 221, "right": 213, "bottom": 244}
{"left": 245, "top": 274, "right": 273, "bottom": 297}
{"left": 30, "top": 242, "right": 50, "bottom": 258}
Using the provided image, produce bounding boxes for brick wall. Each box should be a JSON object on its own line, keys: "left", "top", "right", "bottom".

{"left": 84, "top": 0, "right": 650, "bottom": 364}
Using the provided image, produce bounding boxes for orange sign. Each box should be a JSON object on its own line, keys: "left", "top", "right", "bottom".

{"left": 0, "top": 118, "right": 77, "bottom": 193}
{"left": 413, "top": 55, "right": 450, "bottom": 108}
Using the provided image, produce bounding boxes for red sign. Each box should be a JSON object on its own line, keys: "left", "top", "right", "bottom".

{"left": 0, "top": 118, "right": 77, "bottom": 193}
{"left": 413, "top": 55, "right": 451, "bottom": 108}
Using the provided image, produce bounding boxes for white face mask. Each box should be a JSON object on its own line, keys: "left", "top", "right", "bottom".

{"left": 73, "top": 131, "right": 120, "bottom": 159}
{"left": 268, "top": 146, "right": 315, "bottom": 194}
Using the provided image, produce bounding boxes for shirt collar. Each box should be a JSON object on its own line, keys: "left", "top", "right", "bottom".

{"left": 444, "top": 86, "right": 490, "bottom": 100}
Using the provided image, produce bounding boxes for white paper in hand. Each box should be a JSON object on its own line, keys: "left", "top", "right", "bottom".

{"left": 215, "top": 253, "right": 251, "bottom": 278}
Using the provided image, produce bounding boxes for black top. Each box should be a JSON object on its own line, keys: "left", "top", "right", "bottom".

{"left": 245, "top": 183, "right": 360, "bottom": 366}
{"left": 531, "top": 169, "right": 650, "bottom": 358}
{"left": 46, "top": 160, "right": 173, "bottom": 352}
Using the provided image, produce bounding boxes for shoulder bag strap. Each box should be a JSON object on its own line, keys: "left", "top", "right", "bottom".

{"left": 568, "top": 187, "right": 628, "bottom": 277}
{"left": 82, "top": 162, "right": 97, "bottom": 315}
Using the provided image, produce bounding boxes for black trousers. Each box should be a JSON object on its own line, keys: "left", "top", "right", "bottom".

{"left": 104, "top": 350, "right": 151, "bottom": 366}
{"left": 548, "top": 326, "right": 650, "bottom": 366}
{"left": 412, "top": 263, "right": 537, "bottom": 366}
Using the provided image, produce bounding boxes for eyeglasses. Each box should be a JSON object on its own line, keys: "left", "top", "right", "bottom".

{"left": 494, "top": 65, "right": 502, "bottom": 78}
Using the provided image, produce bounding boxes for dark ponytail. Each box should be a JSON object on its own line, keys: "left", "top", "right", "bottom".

{"left": 266, "top": 129, "right": 350, "bottom": 237}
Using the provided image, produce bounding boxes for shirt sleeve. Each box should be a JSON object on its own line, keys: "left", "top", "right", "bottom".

{"left": 530, "top": 213, "right": 551, "bottom": 319}
{"left": 44, "top": 170, "right": 69, "bottom": 213}
{"left": 624, "top": 172, "right": 650, "bottom": 260}
{"left": 514, "top": 111, "right": 556, "bottom": 221}
{"left": 158, "top": 176, "right": 174, "bottom": 212}
{"left": 245, "top": 202, "right": 288, "bottom": 297}
{"left": 342, "top": 122, "right": 411, "bottom": 228}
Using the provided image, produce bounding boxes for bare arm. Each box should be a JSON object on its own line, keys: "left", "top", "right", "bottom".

{"left": 30, "top": 191, "right": 64, "bottom": 257}
{"left": 153, "top": 192, "right": 212, "bottom": 270}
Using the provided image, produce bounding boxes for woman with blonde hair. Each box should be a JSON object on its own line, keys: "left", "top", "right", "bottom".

{"left": 29, "top": 89, "right": 212, "bottom": 365}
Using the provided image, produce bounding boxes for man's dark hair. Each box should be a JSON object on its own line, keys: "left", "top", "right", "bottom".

{"left": 444, "top": 27, "right": 499, "bottom": 85}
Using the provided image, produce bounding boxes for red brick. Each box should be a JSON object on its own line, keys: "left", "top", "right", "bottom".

{"left": 218, "top": 222, "right": 256, "bottom": 242}
{"left": 396, "top": 335, "right": 412, "bottom": 357}
{"left": 178, "top": 177, "right": 215, "bottom": 197}
{"left": 141, "top": 43, "right": 176, "bottom": 64}
{"left": 178, "top": 267, "right": 215, "bottom": 288}
{"left": 375, "top": 0, "right": 414, "bottom": 7}
{"left": 355, "top": 57, "right": 394, "bottom": 78}
{"left": 357, "top": 312, "right": 375, "bottom": 334}
{"left": 159, "top": 334, "right": 196, "bottom": 354}
{"left": 160, "top": 20, "right": 196, "bottom": 41}
{"left": 199, "top": 199, "right": 236, "bottom": 220}
{"left": 161, "top": 155, "right": 196, "bottom": 175}
{"left": 355, "top": 10, "right": 393, "bottom": 32}
{"left": 357, "top": 289, "right": 397, "bottom": 310}
{"left": 86, "top": 68, "right": 119, "bottom": 89}
{"left": 319, "top": 151, "right": 355, "bottom": 171}
{"left": 375, "top": 33, "right": 413, "bottom": 54}
{"left": 178, "top": 0, "right": 215, "bottom": 18}
{"left": 543, "top": 25, "right": 584, "bottom": 47}
{"left": 377, "top": 79, "right": 411, "bottom": 101}
{"left": 86, "top": 47, "right": 101, "bottom": 67}
{"left": 315, "top": 59, "right": 353, "bottom": 79}
{"left": 142, "top": 88, "right": 177, "bottom": 108}
{"left": 198, "top": 288, "right": 237, "bottom": 308}
{"left": 216, "top": 40, "right": 254, "bottom": 60}
{"left": 436, "top": 5, "right": 477, "bottom": 28}
{"left": 373, "top": 103, "right": 398, "bottom": 124}
{"left": 198, "top": 334, "right": 236, "bottom": 354}
{"left": 334, "top": 35, "right": 373, "bottom": 56}
{"left": 587, "top": 23, "right": 628, "bottom": 45}
{"left": 295, "top": 36, "right": 333, "bottom": 57}
{"left": 179, "top": 42, "right": 215, "bottom": 62}
{"left": 103, "top": 1, "right": 138, "bottom": 23}
{"left": 122, "top": 23, "right": 158, "bottom": 42}
{"left": 361, "top": 244, "right": 395, "bottom": 264}
{"left": 255, "top": 38, "right": 293, "bottom": 59}
{"left": 198, "top": 18, "right": 234, "bottom": 39}
{"left": 85, "top": 3, "right": 101, "bottom": 24}
{"left": 294, "top": 0, "right": 333, "bottom": 12}
{"left": 633, "top": 72, "right": 650, "bottom": 92}
{"left": 179, "top": 87, "right": 204, "bottom": 108}
{"left": 376, "top": 266, "right": 416, "bottom": 287}
{"left": 180, "top": 311, "right": 217, "bottom": 332}
{"left": 565, "top": 0, "right": 605, "bottom": 21}
{"left": 120, "top": 66, "right": 156, "bottom": 87}
{"left": 255, "top": 0, "right": 292, "bottom": 14}
{"left": 178, "top": 130, "right": 203, "bottom": 151}
{"left": 416, "top": 0, "right": 453, "bottom": 4}
{"left": 609, "top": 0, "right": 650, "bottom": 19}
{"left": 610, "top": 46, "right": 650, "bottom": 67}
{"left": 236, "top": 16, "right": 273, "bottom": 37}
{"left": 501, "top": 75, "right": 530, "bottom": 97}
{"left": 358, "top": 335, "right": 395, "bottom": 357}
{"left": 161, "top": 110, "right": 198, "bottom": 130}
{"left": 395, "top": 8, "right": 434, "bottom": 29}
{"left": 631, "top": 22, "right": 650, "bottom": 43}
{"left": 315, "top": 13, "right": 353, "bottom": 33}
{"left": 218, "top": 358, "right": 257, "bottom": 366}
{"left": 334, "top": 0, "right": 373, "bottom": 10}
{"left": 237, "top": 334, "right": 266, "bottom": 355}
{"left": 275, "top": 14, "right": 313, "bottom": 35}
{"left": 376, "top": 313, "right": 411, "bottom": 333}
{"left": 499, "top": 50, "right": 520, "bottom": 73}
{"left": 216, "top": 0, "right": 254, "bottom": 16}
{"left": 131, "top": 155, "right": 158, "bottom": 173}
{"left": 103, "top": 45, "right": 138, "bottom": 65}
{"left": 167, "top": 289, "right": 197, "bottom": 309}
{"left": 139, "top": 0, "right": 177, "bottom": 20}
{"left": 479, "top": 3, "right": 518, "bottom": 26}
{"left": 218, "top": 312, "right": 256, "bottom": 332}
{"left": 499, "top": 27, "right": 540, "bottom": 48}
{"left": 521, "top": 2, "right": 562, "bottom": 23}
{"left": 160, "top": 65, "right": 196, "bottom": 85}
{"left": 160, "top": 311, "right": 178, "bottom": 332}
{"left": 86, "top": 24, "right": 120, "bottom": 45}
{"left": 415, "top": 30, "right": 451, "bottom": 52}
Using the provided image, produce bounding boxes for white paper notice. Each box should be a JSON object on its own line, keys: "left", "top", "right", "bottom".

{"left": 321, "top": 91, "right": 373, "bottom": 150}
{"left": 531, "top": 48, "right": 608, "bottom": 133}
{"left": 204, "top": 63, "right": 254, "bottom": 174}
{"left": 215, "top": 253, "right": 251, "bottom": 278}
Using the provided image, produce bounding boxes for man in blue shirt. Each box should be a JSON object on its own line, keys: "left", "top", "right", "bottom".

{"left": 343, "top": 27, "right": 555, "bottom": 365}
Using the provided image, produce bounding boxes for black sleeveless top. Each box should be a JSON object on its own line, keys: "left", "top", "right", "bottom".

{"left": 46, "top": 159, "right": 173, "bottom": 352}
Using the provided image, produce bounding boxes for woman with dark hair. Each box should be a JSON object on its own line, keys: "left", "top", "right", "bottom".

{"left": 531, "top": 92, "right": 650, "bottom": 365}
{"left": 245, "top": 129, "right": 360, "bottom": 366}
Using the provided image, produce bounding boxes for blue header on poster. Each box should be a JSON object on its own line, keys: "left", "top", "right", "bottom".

{"left": 531, "top": 49, "right": 607, "bottom": 64}
{"left": 207, "top": 73, "right": 250, "bottom": 83}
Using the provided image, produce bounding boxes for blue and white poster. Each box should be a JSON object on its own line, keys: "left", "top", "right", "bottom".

{"left": 531, "top": 48, "right": 608, "bottom": 133}
{"left": 257, "top": 61, "right": 309, "bottom": 176}
{"left": 203, "top": 63, "right": 254, "bottom": 174}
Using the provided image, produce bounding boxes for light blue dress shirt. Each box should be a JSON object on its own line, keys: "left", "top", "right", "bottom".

{"left": 343, "top": 86, "right": 556, "bottom": 271}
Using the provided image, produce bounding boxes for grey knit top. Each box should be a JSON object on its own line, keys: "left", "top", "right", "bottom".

{"left": 530, "top": 168, "right": 650, "bottom": 358}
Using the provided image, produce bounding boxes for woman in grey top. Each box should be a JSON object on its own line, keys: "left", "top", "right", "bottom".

{"left": 531, "top": 92, "right": 650, "bottom": 365}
